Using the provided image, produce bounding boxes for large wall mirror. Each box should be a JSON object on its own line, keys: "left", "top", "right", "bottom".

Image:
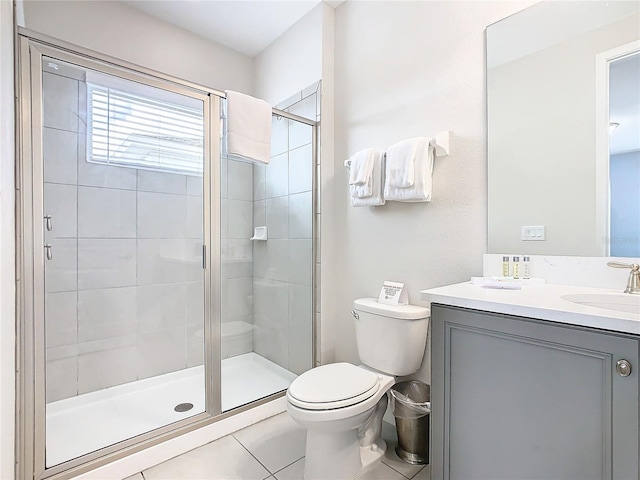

{"left": 487, "top": 1, "right": 639, "bottom": 257}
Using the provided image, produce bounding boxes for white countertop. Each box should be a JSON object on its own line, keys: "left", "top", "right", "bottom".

{"left": 421, "top": 282, "right": 640, "bottom": 335}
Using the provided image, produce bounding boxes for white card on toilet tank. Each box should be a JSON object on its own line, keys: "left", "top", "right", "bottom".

{"left": 378, "top": 281, "right": 408, "bottom": 305}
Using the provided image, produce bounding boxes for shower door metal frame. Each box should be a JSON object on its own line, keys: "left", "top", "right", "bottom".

{"left": 16, "top": 28, "right": 319, "bottom": 480}
{"left": 15, "top": 33, "right": 224, "bottom": 480}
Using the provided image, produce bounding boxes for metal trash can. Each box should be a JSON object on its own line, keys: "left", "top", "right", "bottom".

{"left": 388, "top": 380, "right": 430, "bottom": 465}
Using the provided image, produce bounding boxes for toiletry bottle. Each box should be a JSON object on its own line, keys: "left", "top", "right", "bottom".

{"left": 512, "top": 256, "right": 520, "bottom": 279}
{"left": 523, "top": 256, "right": 531, "bottom": 279}
{"left": 502, "top": 256, "right": 510, "bottom": 277}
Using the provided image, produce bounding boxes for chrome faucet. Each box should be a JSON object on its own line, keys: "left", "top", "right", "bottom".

{"left": 607, "top": 262, "right": 640, "bottom": 294}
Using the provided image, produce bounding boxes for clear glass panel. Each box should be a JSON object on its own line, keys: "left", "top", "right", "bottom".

{"left": 41, "top": 57, "right": 206, "bottom": 466}
{"left": 221, "top": 99, "right": 315, "bottom": 412}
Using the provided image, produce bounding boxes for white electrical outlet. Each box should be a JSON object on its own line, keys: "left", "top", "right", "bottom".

{"left": 521, "top": 225, "right": 545, "bottom": 241}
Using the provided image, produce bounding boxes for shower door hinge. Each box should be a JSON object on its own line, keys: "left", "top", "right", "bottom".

{"left": 202, "top": 244, "right": 206, "bottom": 269}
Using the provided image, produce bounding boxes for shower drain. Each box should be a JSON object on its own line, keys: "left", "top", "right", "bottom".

{"left": 174, "top": 402, "right": 194, "bottom": 412}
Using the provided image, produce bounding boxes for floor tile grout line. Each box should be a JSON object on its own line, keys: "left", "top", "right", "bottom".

{"left": 231, "top": 434, "right": 274, "bottom": 476}
{"left": 270, "top": 455, "right": 305, "bottom": 476}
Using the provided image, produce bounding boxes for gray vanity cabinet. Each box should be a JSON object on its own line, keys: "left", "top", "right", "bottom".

{"left": 431, "top": 304, "right": 639, "bottom": 480}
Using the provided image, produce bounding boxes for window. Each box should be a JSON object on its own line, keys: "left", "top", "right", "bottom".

{"left": 87, "top": 82, "right": 204, "bottom": 176}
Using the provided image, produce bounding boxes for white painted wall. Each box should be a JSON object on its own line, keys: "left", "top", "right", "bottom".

{"left": 330, "top": 1, "right": 536, "bottom": 384}
{"left": 254, "top": 4, "right": 322, "bottom": 106}
{"left": 488, "top": 13, "right": 640, "bottom": 257}
{"left": 318, "top": 2, "right": 336, "bottom": 365}
{"left": 0, "top": 1, "right": 15, "bottom": 478}
{"left": 22, "top": 0, "right": 254, "bottom": 93}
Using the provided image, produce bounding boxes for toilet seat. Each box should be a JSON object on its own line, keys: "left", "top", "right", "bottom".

{"left": 288, "top": 363, "right": 381, "bottom": 410}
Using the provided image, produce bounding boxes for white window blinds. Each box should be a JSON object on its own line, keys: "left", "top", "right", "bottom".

{"left": 87, "top": 83, "right": 205, "bottom": 176}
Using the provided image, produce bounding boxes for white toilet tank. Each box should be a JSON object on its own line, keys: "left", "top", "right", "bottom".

{"left": 353, "top": 298, "right": 429, "bottom": 376}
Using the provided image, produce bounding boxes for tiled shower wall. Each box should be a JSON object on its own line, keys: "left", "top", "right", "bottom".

{"left": 251, "top": 82, "right": 319, "bottom": 375}
{"left": 43, "top": 67, "right": 205, "bottom": 402}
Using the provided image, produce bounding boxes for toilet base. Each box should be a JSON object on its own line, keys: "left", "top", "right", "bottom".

{"left": 304, "top": 431, "right": 386, "bottom": 480}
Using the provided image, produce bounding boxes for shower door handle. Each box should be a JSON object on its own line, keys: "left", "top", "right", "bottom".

{"left": 44, "top": 244, "right": 53, "bottom": 261}
{"left": 44, "top": 215, "right": 52, "bottom": 231}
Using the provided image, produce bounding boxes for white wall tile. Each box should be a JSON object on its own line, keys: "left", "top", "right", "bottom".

{"left": 137, "top": 191, "right": 187, "bottom": 239}
{"left": 220, "top": 157, "right": 228, "bottom": 199}
{"left": 289, "top": 144, "right": 313, "bottom": 194}
{"left": 45, "top": 238, "right": 77, "bottom": 293}
{"left": 253, "top": 322, "right": 288, "bottom": 369}
{"left": 255, "top": 240, "right": 289, "bottom": 282}
{"left": 228, "top": 160, "right": 253, "bottom": 201}
{"left": 227, "top": 200, "right": 252, "bottom": 240}
{"left": 137, "top": 239, "right": 202, "bottom": 285}
{"left": 289, "top": 94, "right": 317, "bottom": 121}
{"left": 78, "top": 187, "right": 136, "bottom": 238}
{"left": 225, "top": 240, "right": 253, "bottom": 278}
{"left": 78, "top": 134, "right": 137, "bottom": 190}
{"left": 265, "top": 153, "right": 288, "bottom": 198}
{"left": 288, "top": 240, "right": 312, "bottom": 285}
{"left": 302, "top": 83, "right": 319, "bottom": 100}
{"left": 137, "top": 327, "right": 186, "bottom": 379}
{"left": 45, "top": 291, "right": 77, "bottom": 349}
{"left": 77, "top": 287, "right": 137, "bottom": 342}
{"left": 253, "top": 200, "right": 266, "bottom": 227}
{"left": 137, "top": 283, "right": 187, "bottom": 332}
{"left": 221, "top": 328, "right": 253, "bottom": 359}
{"left": 186, "top": 323, "right": 204, "bottom": 367}
{"left": 43, "top": 72, "right": 78, "bottom": 132}
{"left": 288, "top": 284, "right": 313, "bottom": 375}
{"left": 137, "top": 170, "right": 186, "bottom": 195}
{"left": 225, "top": 277, "right": 253, "bottom": 319}
{"left": 277, "top": 91, "right": 302, "bottom": 110}
{"left": 44, "top": 183, "right": 77, "bottom": 238}
{"left": 186, "top": 176, "right": 203, "bottom": 197}
{"left": 266, "top": 197, "right": 288, "bottom": 239}
{"left": 46, "top": 351, "right": 78, "bottom": 402}
{"left": 253, "top": 164, "right": 266, "bottom": 201}
{"left": 77, "top": 80, "right": 87, "bottom": 135}
{"left": 78, "top": 239, "right": 136, "bottom": 290}
{"left": 220, "top": 198, "right": 228, "bottom": 240}
{"left": 254, "top": 279, "right": 289, "bottom": 329}
{"left": 43, "top": 127, "right": 77, "bottom": 185}
{"left": 289, "top": 191, "right": 312, "bottom": 239}
{"left": 288, "top": 116, "right": 314, "bottom": 152}
{"left": 186, "top": 195, "right": 203, "bottom": 239}
{"left": 77, "top": 339, "right": 137, "bottom": 393}
{"left": 186, "top": 281, "right": 204, "bottom": 326}
{"left": 271, "top": 116, "right": 289, "bottom": 157}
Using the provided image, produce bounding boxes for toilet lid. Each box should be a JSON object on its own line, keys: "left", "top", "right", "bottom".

{"left": 288, "top": 363, "right": 380, "bottom": 409}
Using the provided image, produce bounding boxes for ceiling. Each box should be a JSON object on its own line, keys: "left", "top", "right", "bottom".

{"left": 124, "top": 0, "right": 323, "bottom": 57}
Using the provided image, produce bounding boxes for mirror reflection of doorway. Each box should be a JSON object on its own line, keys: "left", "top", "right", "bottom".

{"left": 609, "top": 51, "right": 640, "bottom": 257}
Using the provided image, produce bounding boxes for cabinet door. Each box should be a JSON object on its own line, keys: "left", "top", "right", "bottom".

{"left": 431, "top": 304, "right": 639, "bottom": 480}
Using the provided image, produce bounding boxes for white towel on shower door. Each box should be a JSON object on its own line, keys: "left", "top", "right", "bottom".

{"left": 224, "top": 90, "right": 272, "bottom": 164}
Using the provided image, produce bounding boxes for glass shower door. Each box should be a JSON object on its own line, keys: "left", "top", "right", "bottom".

{"left": 39, "top": 55, "right": 209, "bottom": 466}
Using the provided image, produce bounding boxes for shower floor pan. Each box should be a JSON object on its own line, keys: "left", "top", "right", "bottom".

{"left": 45, "top": 352, "right": 297, "bottom": 467}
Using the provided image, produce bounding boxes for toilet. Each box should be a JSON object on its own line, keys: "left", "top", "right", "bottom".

{"left": 286, "top": 298, "right": 430, "bottom": 480}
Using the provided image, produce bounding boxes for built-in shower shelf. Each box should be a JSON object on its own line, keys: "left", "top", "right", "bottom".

{"left": 250, "top": 226, "right": 268, "bottom": 241}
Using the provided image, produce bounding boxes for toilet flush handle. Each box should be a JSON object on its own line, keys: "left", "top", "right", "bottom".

{"left": 351, "top": 310, "right": 359, "bottom": 319}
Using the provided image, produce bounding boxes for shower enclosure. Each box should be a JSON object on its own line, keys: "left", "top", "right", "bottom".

{"left": 16, "top": 33, "right": 316, "bottom": 479}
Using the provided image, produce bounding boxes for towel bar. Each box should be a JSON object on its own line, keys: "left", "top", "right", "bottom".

{"left": 344, "top": 131, "right": 450, "bottom": 168}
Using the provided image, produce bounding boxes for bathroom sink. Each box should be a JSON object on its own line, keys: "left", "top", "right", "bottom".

{"left": 561, "top": 293, "right": 640, "bottom": 315}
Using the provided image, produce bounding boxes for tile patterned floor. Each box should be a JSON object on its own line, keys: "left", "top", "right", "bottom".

{"left": 124, "top": 412, "right": 430, "bottom": 480}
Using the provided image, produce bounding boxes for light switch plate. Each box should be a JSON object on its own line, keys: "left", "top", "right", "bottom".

{"left": 522, "top": 225, "right": 545, "bottom": 241}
